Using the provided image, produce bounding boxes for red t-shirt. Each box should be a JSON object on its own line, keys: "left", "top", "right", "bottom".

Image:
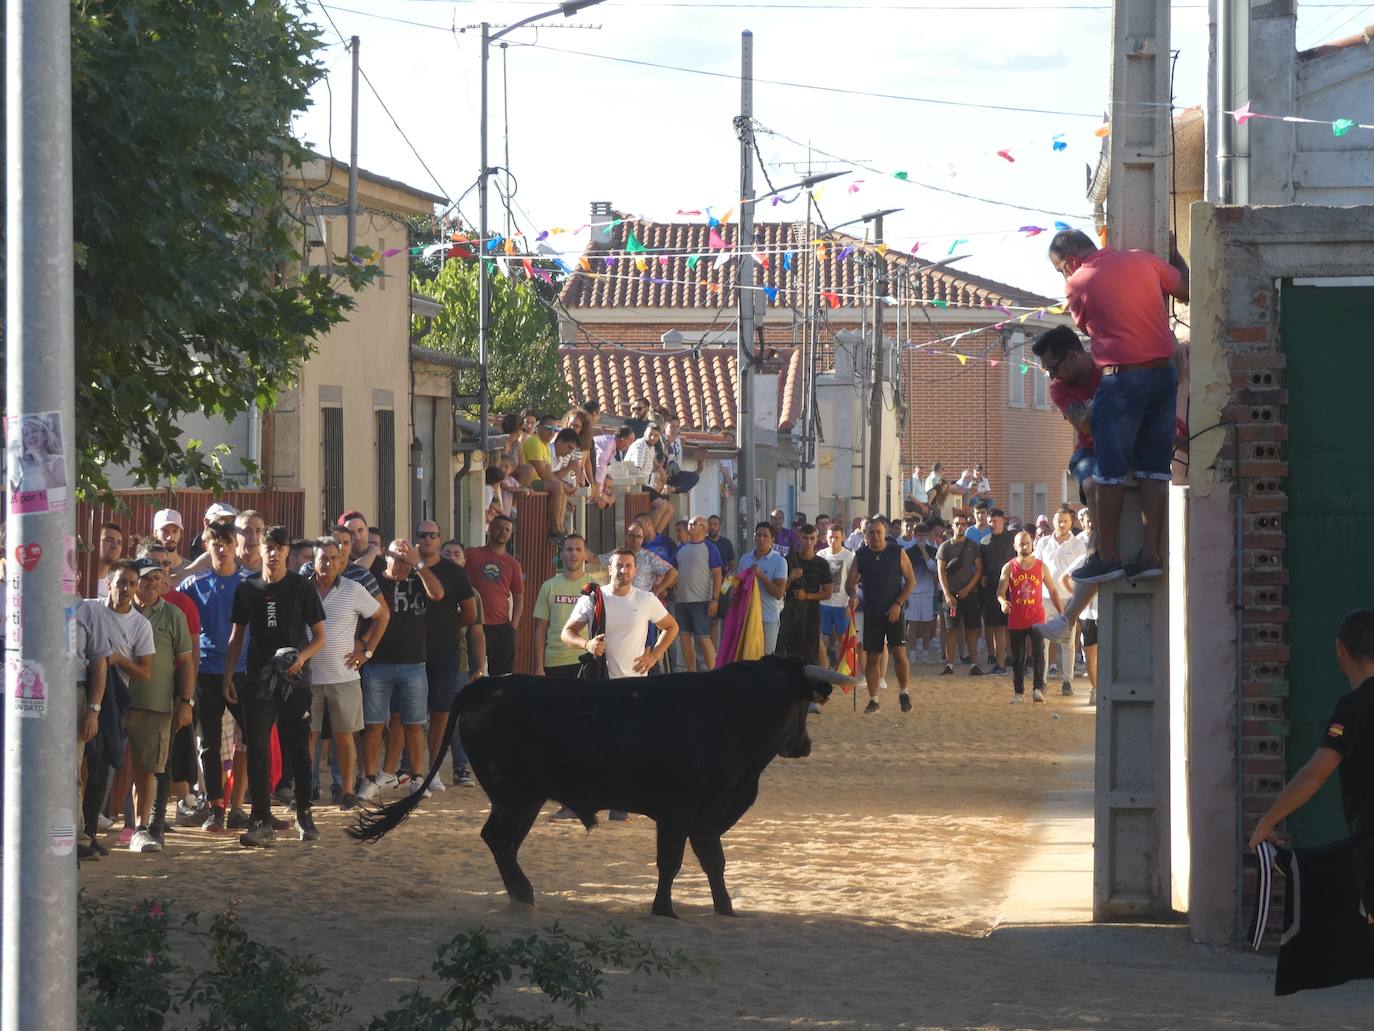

{"left": 464, "top": 546, "right": 524, "bottom": 626}
{"left": 1065, "top": 247, "right": 1180, "bottom": 367}
{"left": 1048, "top": 362, "right": 1104, "bottom": 450}
{"left": 166, "top": 589, "right": 202, "bottom": 646}
{"left": 1004, "top": 558, "right": 1047, "bottom": 631}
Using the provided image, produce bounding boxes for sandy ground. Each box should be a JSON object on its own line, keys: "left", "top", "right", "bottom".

{"left": 80, "top": 662, "right": 1374, "bottom": 1029}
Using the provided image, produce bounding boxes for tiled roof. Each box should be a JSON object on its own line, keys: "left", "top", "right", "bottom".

{"left": 560, "top": 345, "right": 804, "bottom": 435}
{"left": 557, "top": 216, "right": 1057, "bottom": 311}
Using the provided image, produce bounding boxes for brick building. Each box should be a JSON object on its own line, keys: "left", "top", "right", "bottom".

{"left": 556, "top": 208, "right": 1076, "bottom": 524}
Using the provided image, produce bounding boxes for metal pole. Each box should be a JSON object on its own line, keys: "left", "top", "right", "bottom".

{"left": 866, "top": 213, "right": 886, "bottom": 513}
{"left": 735, "top": 30, "right": 756, "bottom": 552}
{"left": 1215, "top": 0, "right": 1233, "bottom": 203}
{"left": 4, "top": 0, "right": 79, "bottom": 1026}
{"left": 477, "top": 22, "right": 491, "bottom": 454}
{"left": 346, "top": 35, "right": 359, "bottom": 254}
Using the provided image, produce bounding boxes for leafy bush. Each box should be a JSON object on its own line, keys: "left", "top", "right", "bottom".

{"left": 78, "top": 895, "right": 702, "bottom": 1031}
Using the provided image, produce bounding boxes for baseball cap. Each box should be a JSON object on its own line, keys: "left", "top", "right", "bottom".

{"left": 132, "top": 558, "right": 163, "bottom": 578}
{"left": 153, "top": 508, "right": 183, "bottom": 531}
{"left": 205, "top": 501, "right": 238, "bottom": 521}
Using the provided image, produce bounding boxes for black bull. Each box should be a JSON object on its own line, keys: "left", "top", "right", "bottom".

{"left": 350, "top": 655, "right": 848, "bottom": 918}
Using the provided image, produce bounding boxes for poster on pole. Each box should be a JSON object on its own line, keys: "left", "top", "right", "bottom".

{"left": 5, "top": 411, "right": 69, "bottom": 514}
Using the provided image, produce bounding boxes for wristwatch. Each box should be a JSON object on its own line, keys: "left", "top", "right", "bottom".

{"left": 363, "top": 648, "right": 374, "bottom": 659}
{"left": 178, "top": 698, "right": 194, "bottom": 708}
{"left": 86, "top": 702, "right": 101, "bottom": 713}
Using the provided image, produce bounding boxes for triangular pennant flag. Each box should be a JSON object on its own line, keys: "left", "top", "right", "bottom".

{"left": 659, "top": 255, "right": 669, "bottom": 265}
{"left": 989, "top": 359, "right": 1000, "bottom": 367}
{"left": 1019, "top": 226, "right": 1046, "bottom": 236}
{"left": 848, "top": 180, "right": 865, "bottom": 193}
{"left": 578, "top": 256, "right": 591, "bottom": 272}
{"left": 494, "top": 258, "right": 511, "bottom": 279}
{"left": 956, "top": 354, "right": 969, "bottom": 366}
{"left": 837, "top": 246, "right": 854, "bottom": 262}
{"left": 1051, "top": 134, "right": 1067, "bottom": 152}
{"left": 709, "top": 228, "right": 727, "bottom": 249}
{"left": 536, "top": 230, "right": 549, "bottom": 242}
{"left": 758, "top": 253, "right": 770, "bottom": 269}
{"left": 522, "top": 258, "right": 535, "bottom": 276}
{"left": 875, "top": 243, "right": 889, "bottom": 257}
{"left": 763, "top": 285, "right": 779, "bottom": 302}
{"left": 534, "top": 268, "right": 553, "bottom": 284}
{"left": 1049, "top": 303, "right": 1067, "bottom": 314}
{"left": 714, "top": 251, "right": 732, "bottom": 269}
{"left": 816, "top": 242, "right": 830, "bottom": 262}
{"left": 1333, "top": 118, "right": 1356, "bottom": 137}
{"left": 783, "top": 251, "right": 794, "bottom": 271}
{"left": 1019, "top": 363, "right": 1029, "bottom": 375}
{"left": 932, "top": 300, "right": 948, "bottom": 308}
{"left": 1094, "top": 122, "right": 1111, "bottom": 137}
{"left": 625, "top": 232, "right": 646, "bottom": 253}
{"left": 484, "top": 259, "right": 495, "bottom": 275}
{"left": 687, "top": 254, "right": 700, "bottom": 270}
{"left": 996, "top": 149, "right": 1015, "bottom": 162}
{"left": 822, "top": 291, "right": 840, "bottom": 309}
{"left": 554, "top": 258, "right": 571, "bottom": 273}
{"left": 893, "top": 171, "right": 909, "bottom": 180}
{"left": 634, "top": 257, "right": 648, "bottom": 272}
{"left": 605, "top": 256, "right": 618, "bottom": 268}
{"left": 910, "top": 242, "right": 920, "bottom": 254}
{"left": 382, "top": 247, "right": 403, "bottom": 258}
{"left": 1054, "top": 221, "right": 1070, "bottom": 231}
{"left": 947, "top": 239, "right": 967, "bottom": 255}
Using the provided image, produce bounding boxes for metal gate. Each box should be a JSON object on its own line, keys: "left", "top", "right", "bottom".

{"left": 1281, "top": 282, "right": 1374, "bottom": 845}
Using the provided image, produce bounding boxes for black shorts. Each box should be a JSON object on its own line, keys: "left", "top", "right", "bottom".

{"left": 862, "top": 611, "right": 906, "bottom": 652}
{"left": 982, "top": 588, "right": 1008, "bottom": 628}
{"left": 1079, "top": 617, "right": 1098, "bottom": 648}
{"left": 940, "top": 592, "right": 983, "bottom": 632}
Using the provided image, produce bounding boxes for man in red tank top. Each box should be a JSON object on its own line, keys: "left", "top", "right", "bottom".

{"left": 997, "top": 531, "right": 1064, "bottom": 704}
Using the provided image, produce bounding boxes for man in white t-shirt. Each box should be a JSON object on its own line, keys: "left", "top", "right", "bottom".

{"left": 306, "top": 536, "right": 389, "bottom": 809}
{"left": 817, "top": 525, "right": 855, "bottom": 665}
{"left": 562, "top": 550, "right": 678, "bottom": 679}
{"left": 1033, "top": 507, "right": 1086, "bottom": 696}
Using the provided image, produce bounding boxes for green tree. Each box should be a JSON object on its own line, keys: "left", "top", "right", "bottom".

{"left": 1, "top": 0, "right": 378, "bottom": 495}
{"left": 411, "top": 259, "right": 568, "bottom": 418}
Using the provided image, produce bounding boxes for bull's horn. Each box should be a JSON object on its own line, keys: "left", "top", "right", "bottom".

{"left": 803, "top": 665, "right": 865, "bottom": 688}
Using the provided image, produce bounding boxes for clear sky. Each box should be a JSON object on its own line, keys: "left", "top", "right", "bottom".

{"left": 292, "top": 2, "right": 1370, "bottom": 300}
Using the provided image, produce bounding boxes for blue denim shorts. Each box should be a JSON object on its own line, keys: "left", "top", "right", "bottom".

{"left": 361, "top": 662, "right": 428, "bottom": 726}
{"left": 1068, "top": 446, "right": 1096, "bottom": 487}
{"left": 425, "top": 649, "right": 462, "bottom": 713}
{"left": 1090, "top": 363, "right": 1178, "bottom": 484}
{"left": 675, "top": 600, "right": 711, "bottom": 636}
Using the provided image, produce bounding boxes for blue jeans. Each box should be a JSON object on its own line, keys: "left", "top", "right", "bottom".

{"left": 1090, "top": 363, "right": 1178, "bottom": 484}
{"left": 362, "top": 663, "right": 428, "bottom": 726}
{"left": 1068, "top": 446, "right": 1096, "bottom": 487}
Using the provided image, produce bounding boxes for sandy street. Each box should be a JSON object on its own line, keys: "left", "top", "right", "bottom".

{"left": 80, "top": 663, "right": 1374, "bottom": 1029}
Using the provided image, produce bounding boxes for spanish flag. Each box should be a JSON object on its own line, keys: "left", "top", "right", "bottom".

{"left": 832, "top": 609, "right": 860, "bottom": 691}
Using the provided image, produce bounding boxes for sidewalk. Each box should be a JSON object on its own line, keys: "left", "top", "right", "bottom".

{"left": 997, "top": 752, "right": 1095, "bottom": 925}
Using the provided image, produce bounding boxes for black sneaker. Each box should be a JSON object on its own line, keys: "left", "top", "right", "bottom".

{"left": 272, "top": 786, "right": 295, "bottom": 808}
{"left": 77, "top": 842, "right": 101, "bottom": 862}
{"left": 863, "top": 699, "right": 880, "bottom": 714}
{"left": 959, "top": 655, "right": 972, "bottom": 664}
{"left": 1061, "top": 681, "right": 1075, "bottom": 697}
{"left": 939, "top": 664, "right": 954, "bottom": 676}
{"left": 239, "top": 820, "right": 275, "bottom": 848}
{"left": 269, "top": 815, "right": 292, "bottom": 832}
{"left": 203, "top": 807, "right": 228, "bottom": 834}
{"left": 310, "top": 785, "right": 321, "bottom": 803}
{"left": 90, "top": 837, "right": 110, "bottom": 857}
{"left": 226, "top": 809, "right": 250, "bottom": 831}
{"left": 1123, "top": 554, "right": 1164, "bottom": 580}
{"left": 296, "top": 810, "right": 319, "bottom": 842}
{"left": 338, "top": 792, "right": 361, "bottom": 811}
{"left": 329, "top": 783, "right": 342, "bottom": 805}
{"left": 1071, "top": 555, "right": 1123, "bottom": 583}
{"left": 175, "top": 798, "right": 209, "bottom": 827}
{"left": 969, "top": 665, "right": 986, "bottom": 677}
{"left": 898, "top": 692, "right": 912, "bottom": 713}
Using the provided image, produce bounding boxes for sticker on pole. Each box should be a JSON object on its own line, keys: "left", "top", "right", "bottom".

{"left": 49, "top": 811, "right": 76, "bottom": 857}
{"left": 4, "top": 411, "right": 69, "bottom": 514}
{"left": 7, "top": 657, "right": 47, "bottom": 718}
{"left": 6, "top": 591, "right": 21, "bottom": 650}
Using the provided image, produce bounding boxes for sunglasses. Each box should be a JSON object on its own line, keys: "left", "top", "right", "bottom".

{"left": 416, "top": 531, "right": 441, "bottom": 539}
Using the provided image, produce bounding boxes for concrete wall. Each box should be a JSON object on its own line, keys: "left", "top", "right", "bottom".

{"left": 1186, "top": 200, "right": 1374, "bottom": 945}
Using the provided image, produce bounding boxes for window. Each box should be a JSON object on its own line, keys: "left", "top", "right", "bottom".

{"left": 321, "top": 406, "right": 344, "bottom": 530}
{"left": 376, "top": 409, "right": 396, "bottom": 541}
{"left": 1008, "top": 332, "right": 1025, "bottom": 407}
{"left": 1033, "top": 362, "right": 1048, "bottom": 408}
{"left": 1008, "top": 482, "right": 1024, "bottom": 523}
{"left": 1033, "top": 483, "right": 1048, "bottom": 521}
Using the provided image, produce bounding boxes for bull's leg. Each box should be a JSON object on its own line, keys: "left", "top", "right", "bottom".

{"left": 651, "top": 820, "right": 689, "bottom": 919}
{"left": 480, "top": 800, "right": 543, "bottom": 906}
{"left": 690, "top": 831, "right": 734, "bottom": 916}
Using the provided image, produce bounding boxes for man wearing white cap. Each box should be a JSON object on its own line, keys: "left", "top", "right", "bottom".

{"left": 177, "top": 501, "right": 240, "bottom": 579}
{"left": 153, "top": 509, "right": 186, "bottom": 575}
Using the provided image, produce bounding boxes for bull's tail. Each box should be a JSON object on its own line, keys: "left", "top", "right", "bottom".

{"left": 347, "top": 676, "right": 485, "bottom": 844}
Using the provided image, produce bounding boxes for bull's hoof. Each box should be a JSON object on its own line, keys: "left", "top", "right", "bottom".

{"left": 650, "top": 902, "right": 679, "bottom": 919}
{"left": 713, "top": 902, "right": 736, "bottom": 917}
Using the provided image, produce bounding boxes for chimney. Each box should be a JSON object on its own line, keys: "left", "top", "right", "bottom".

{"left": 590, "top": 201, "right": 613, "bottom": 246}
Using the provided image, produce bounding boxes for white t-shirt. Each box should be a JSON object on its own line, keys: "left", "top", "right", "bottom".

{"left": 308, "top": 576, "right": 382, "bottom": 684}
{"left": 1034, "top": 533, "right": 1087, "bottom": 601}
{"left": 570, "top": 587, "right": 668, "bottom": 679}
{"left": 88, "top": 601, "right": 156, "bottom": 664}
{"left": 1066, "top": 552, "right": 1099, "bottom": 620}
{"left": 817, "top": 546, "right": 855, "bottom": 608}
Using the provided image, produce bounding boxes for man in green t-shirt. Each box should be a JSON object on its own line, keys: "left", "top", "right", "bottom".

{"left": 532, "top": 534, "right": 599, "bottom": 677}
{"left": 129, "top": 558, "right": 194, "bottom": 852}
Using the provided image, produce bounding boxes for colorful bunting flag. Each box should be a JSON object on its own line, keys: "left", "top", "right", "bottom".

{"left": 625, "top": 232, "right": 647, "bottom": 254}
{"left": 687, "top": 254, "right": 700, "bottom": 270}
{"left": 1019, "top": 363, "right": 1029, "bottom": 374}
{"left": 894, "top": 171, "right": 909, "bottom": 180}
{"left": 1052, "top": 134, "right": 1067, "bottom": 152}
{"left": 1333, "top": 118, "right": 1356, "bottom": 137}
{"left": 956, "top": 354, "right": 969, "bottom": 366}
{"left": 709, "top": 228, "right": 727, "bottom": 250}
{"left": 947, "top": 239, "right": 967, "bottom": 255}
{"left": 996, "top": 149, "right": 1015, "bottom": 163}
{"left": 763, "top": 285, "right": 779, "bottom": 302}
{"left": 822, "top": 291, "right": 840, "bottom": 309}
{"left": 1019, "top": 226, "right": 1045, "bottom": 236}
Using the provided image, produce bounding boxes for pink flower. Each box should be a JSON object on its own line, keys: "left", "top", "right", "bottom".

{"left": 145, "top": 953, "right": 157, "bottom": 968}
{"left": 147, "top": 902, "right": 164, "bottom": 919}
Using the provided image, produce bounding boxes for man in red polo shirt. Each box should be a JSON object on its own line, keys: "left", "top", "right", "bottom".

{"left": 1047, "top": 229, "right": 1188, "bottom": 583}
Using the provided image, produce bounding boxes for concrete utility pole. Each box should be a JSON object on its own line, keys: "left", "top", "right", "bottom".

{"left": 863, "top": 208, "right": 899, "bottom": 514}
{"left": 735, "top": 29, "right": 757, "bottom": 549}
{"left": 4, "top": 0, "right": 79, "bottom": 1026}
{"left": 346, "top": 35, "right": 359, "bottom": 255}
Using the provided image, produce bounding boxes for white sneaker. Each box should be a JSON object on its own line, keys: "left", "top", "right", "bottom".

{"left": 356, "top": 778, "right": 380, "bottom": 802}
{"left": 1010, "top": 694, "right": 1026, "bottom": 705}
{"left": 374, "top": 772, "right": 400, "bottom": 790}
{"left": 408, "top": 780, "right": 432, "bottom": 799}
{"left": 97, "top": 813, "right": 113, "bottom": 833}
{"left": 429, "top": 774, "right": 447, "bottom": 792}
{"left": 1032, "top": 688, "right": 1046, "bottom": 703}
{"left": 130, "top": 829, "right": 160, "bottom": 853}
{"left": 1035, "top": 614, "right": 1072, "bottom": 642}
